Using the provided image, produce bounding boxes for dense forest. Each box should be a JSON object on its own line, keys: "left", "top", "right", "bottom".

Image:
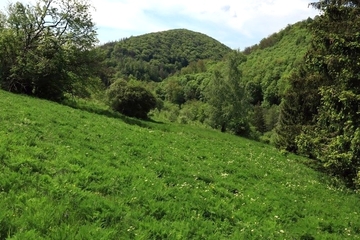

{"left": 0, "top": 0, "right": 359, "bottom": 188}
{"left": 139, "top": 19, "right": 313, "bottom": 140}
{"left": 100, "top": 29, "right": 231, "bottom": 83}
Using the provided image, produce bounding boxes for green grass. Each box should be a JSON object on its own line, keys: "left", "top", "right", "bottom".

{"left": 0, "top": 89, "right": 359, "bottom": 239}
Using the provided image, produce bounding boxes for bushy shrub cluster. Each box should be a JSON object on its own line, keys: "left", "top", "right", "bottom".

{"left": 107, "top": 80, "right": 157, "bottom": 119}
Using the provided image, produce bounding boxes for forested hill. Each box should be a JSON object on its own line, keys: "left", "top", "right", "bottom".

{"left": 154, "top": 19, "right": 313, "bottom": 135}
{"left": 240, "top": 18, "right": 313, "bottom": 106}
{"left": 99, "top": 29, "right": 232, "bottom": 82}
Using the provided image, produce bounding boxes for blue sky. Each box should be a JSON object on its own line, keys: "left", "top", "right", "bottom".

{"left": 1, "top": 0, "right": 320, "bottom": 50}
{"left": 92, "top": 0, "right": 319, "bottom": 49}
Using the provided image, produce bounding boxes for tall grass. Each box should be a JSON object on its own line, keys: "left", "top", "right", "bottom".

{"left": 0, "top": 90, "right": 359, "bottom": 239}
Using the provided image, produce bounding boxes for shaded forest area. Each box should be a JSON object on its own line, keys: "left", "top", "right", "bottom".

{"left": 0, "top": 0, "right": 359, "bottom": 188}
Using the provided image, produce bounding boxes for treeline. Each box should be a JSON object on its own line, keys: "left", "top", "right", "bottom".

{"left": 151, "top": 19, "right": 313, "bottom": 139}
{"left": 154, "top": 52, "right": 251, "bottom": 135}
{"left": 243, "top": 18, "right": 311, "bottom": 55}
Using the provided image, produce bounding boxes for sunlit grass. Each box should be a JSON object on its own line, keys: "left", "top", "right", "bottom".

{"left": 0, "top": 90, "right": 359, "bottom": 239}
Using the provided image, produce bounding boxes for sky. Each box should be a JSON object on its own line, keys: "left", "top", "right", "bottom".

{"left": 91, "top": 0, "right": 319, "bottom": 49}
{"left": 1, "top": 0, "right": 320, "bottom": 50}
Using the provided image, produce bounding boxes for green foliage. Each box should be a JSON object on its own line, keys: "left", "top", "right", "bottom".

{"left": 0, "top": 0, "right": 98, "bottom": 101}
{"left": 1, "top": 89, "right": 360, "bottom": 239}
{"left": 275, "top": 68, "right": 321, "bottom": 152}
{"left": 107, "top": 80, "right": 157, "bottom": 119}
{"left": 98, "top": 21, "right": 314, "bottom": 139}
{"left": 241, "top": 20, "right": 312, "bottom": 107}
{"left": 205, "top": 51, "right": 251, "bottom": 136}
{"left": 294, "top": 1, "right": 360, "bottom": 186}
{"left": 296, "top": 88, "right": 360, "bottom": 182}
{"left": 163, "top": 78, "right": 186, "bottom": 106}
{"left": 156, "top": 101, "right": 181, "bottom": 122}
{"left": 263, "top": 105, "right": 280, "bottom": 132}
{"left": 252, "top": 104, "right": 266, "bottom": 134}
{"left": 246, "top": 81, "right": 263, "bottom": 105}
{"left": 180, "top": 59, "right": 207, "bottom": 75}
{"left": 243, "top": 18, "right": 313, "bottom": 55}
{"left": 177, "top": 100, "right": 211, "bottom": 125}
{"left": 98, "top": 29, "right": 231, "bottom": 82}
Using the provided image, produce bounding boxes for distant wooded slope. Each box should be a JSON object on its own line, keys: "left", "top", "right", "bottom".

{"left": 240, "top": 18, "right": 313, "bottom": 106}
{"left": 98, "top": 29, "right": 232, "bottom": 82}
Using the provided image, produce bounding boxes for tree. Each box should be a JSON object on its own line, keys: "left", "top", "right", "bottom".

{"left": 0, "top": 0, "right": 97, "bottom": 101}
{"left": 164, "top": 79, "right": 185, "bottom": 106}
{"left": 205, "top": 51, "right": 250, "bottom": 136}
{"left": 252, "top": 104, "right": 266, "bottom": 134}
{"left": 246, "top": 81, "right": 263, "bottom": 105}
{"left": 107, "top": 80, "right": 157, "bottom": 119}
{"left": 296, "top": 0, "right": 360, "bottom": 186}
{"left": 275, "top": 67, "right": 321, "bottom": 152}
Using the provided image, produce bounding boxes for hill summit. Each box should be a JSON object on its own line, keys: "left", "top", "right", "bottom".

{"left": 99, "top": 29, "right": 232, "bottom": 81}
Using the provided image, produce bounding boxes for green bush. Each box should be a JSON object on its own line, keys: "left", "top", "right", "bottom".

{"left": 107, "top": 80, "right": 157, "bottom": 119}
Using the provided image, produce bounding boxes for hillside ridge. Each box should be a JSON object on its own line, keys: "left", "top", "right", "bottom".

{"left": 99, "top": 28, "right": 232, "bottom": 82}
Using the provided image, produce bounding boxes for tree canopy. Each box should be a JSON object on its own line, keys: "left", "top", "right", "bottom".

{"left": 0, "top": 0, "right": 98, "bottom": 101}
{"left": 205, "top": 51, "right": 250, "bottom": 135}
{"left": 107, "top": 80, "right": 157, "bottom": 119}
{"left": 275, "top": 0, "right": 360, "bottom": 187}
{"left": 151, "top": 20, "right": 313, "bottom": 136}
{"left": 98, "top": 29, "right": 232, "bottom": 82}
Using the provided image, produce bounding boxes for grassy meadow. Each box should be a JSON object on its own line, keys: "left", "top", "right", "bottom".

{"left": 0, "top": 89, "right": 359, "bottom": 239}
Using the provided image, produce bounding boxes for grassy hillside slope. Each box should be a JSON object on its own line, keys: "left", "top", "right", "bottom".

{"left": 0, "top": 90, "right": 359, "bottom": 239}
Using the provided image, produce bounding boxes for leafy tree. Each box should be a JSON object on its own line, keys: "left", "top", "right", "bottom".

{"left": 205, "top": 51, "right": 250, "bottom": 135}
{"left": 0, "top": 0, "right": 97, "bottom": 101}
{"left": 295, "top": 0, "right": 360, "bottom": 186}
{"left": 163, "top": 79, "right": 185, "bottom": 106}
{"left": 107, "top": 80, "right": 157, "bottom": 119}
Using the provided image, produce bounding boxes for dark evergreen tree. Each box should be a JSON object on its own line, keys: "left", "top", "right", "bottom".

{"left": 275, "top": 67, "right": 321, "bottom": 152}
{"left": 252, "top": 104, "right": 266, "bottom": 134}
{"left": 296, "top": 0, "right": 360, "bottom": 186}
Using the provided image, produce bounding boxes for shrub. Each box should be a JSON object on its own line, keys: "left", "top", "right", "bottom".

{"left": 107, "top": 80, "right": 157, "bottom": 119}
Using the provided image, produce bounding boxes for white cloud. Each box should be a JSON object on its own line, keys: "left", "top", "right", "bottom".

{"left": 0, "top": 0, "right": 319, "bottom": 48}
{"left": 91, "top": 0, "right": 319, "bottom": 48}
